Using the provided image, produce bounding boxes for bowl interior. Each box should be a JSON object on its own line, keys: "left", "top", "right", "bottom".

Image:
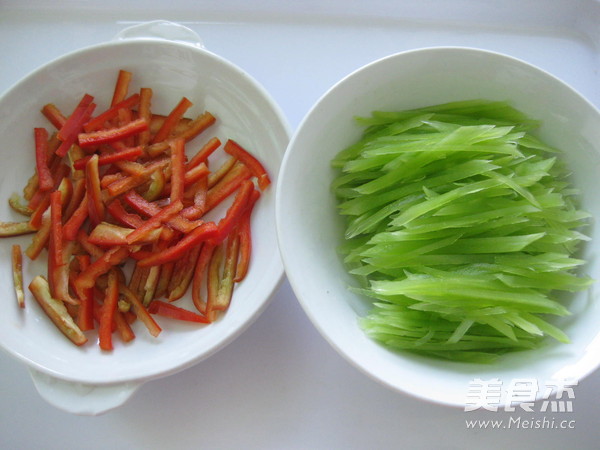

{"left": 276, "top": 47, "right": 600, "bottom": 407}
{"left": 0, "top": 39, "right": 289, "bottom": 384}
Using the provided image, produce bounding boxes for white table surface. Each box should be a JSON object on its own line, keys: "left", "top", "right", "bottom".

{"left": 1, "top": 1, "right": 599, "bottom": 448}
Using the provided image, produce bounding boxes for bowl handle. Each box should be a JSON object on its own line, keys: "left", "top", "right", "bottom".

{"left": 29, "top": 369, "right": 141, "bottom": 415}
{"left": 113, "top": 20, "right": 204, "bottom": 48}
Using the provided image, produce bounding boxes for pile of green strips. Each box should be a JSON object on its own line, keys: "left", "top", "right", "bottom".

{"left": 331, "top": 100, "right": 592, "bottom": 363}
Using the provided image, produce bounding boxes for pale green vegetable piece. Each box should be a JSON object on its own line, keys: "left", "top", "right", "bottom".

{"left": 332, "top": 99, "right": 592, "bottom": 362}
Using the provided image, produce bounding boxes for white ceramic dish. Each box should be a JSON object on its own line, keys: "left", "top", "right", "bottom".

{"left": 276, "top": 47, "right": 600, "bottom": 408}
{"left": 0, "top": 21, "right": 290, "bottom": 415}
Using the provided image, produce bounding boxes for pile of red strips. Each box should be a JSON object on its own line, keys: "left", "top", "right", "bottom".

{"left": 4, "top": 70, "right": 270, "bottom": 351}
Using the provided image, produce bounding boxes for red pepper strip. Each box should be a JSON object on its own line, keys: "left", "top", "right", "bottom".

{"left": 85, "top": 154, "right": 105, "bottom": 226}
{"left": 88, "top": 222, "right": 159, "bottom": 247}
{"left": 73, "top": 145, "right": 143, "bottom": 170}
{"left": 111, "top": 69, "right": 132, "bottom": 107}
{"left": 126, "top": 199, "right": 183, "bottom": 245}
{"left": 76, "top": 254, "right": 94, "bottom": 331}
{"left": 78, "top": 118, "right": 148, "bottom": 149}
{"left": 136, "top": 222, "right": 218, "bottom": 267}
{"left": 106, "top": 199, "right": 145, "bottom": 228}
{"left": 63, "top": 178, "right": 86, "bottom": 222}
{"left": 214, "top": 179, "right": 255, "bottom": 243}
{"left": 28, "top": 163, "right": 70, "bottom": 227}
{"left": 48, "top": 191, "right": 63, "bottom": 299}
{"left": 119, "top": 283, "right": 162, "bottom": 337}
{"left": 151, "top": 97, "right": 193, "bottom": 144}
{"left": 154, "top": 261, "right": 175, "bottom": 300}
{"left": 185, "top": 137, "right": 221, "bottom": 171}
{"left": 146, "top": 111, "right": 216, "bottom": 157}
{"left": 184, "top": 162, "right": 210, "bottom": 186}
{"left": 41, "top": 104, "right": 67, "bottom": 130}
{"left": 12, "top": 244, "right": 25, "bottom": 308}
{"left": 191, "top": 242, "right": 215, "bottom": 315}
{"left": 234, "top": 189, "right": 259, "bottom": 282}
{"left": 138, "top": 87, "right": 153, "bottom": 146}
{"left": 83, "top": 93, "right": 140, "bottom": 132}
{"left": 114, "top": 309, "right": 135, "bottom": 343}
{"left": 167, "top": 244, "right": 201, "bottom": 302}
{"left": 99, "top": 269, "right": 119, "bottom": 351}
{"left": 205, "top": 243, "right": 224, "bottom": 322}
{"left": 223, "top": 139, "right": 271, "bottom": 190}
{"left": 63, "top": 195, "right": 89, "bottom": 241}
{"left": 208, "top": 156, "right": 237, "bottom": 188}
{"left": 76, "top": 229, "right": 104, "bottom": 260}
{"left": 204, "top": 163, "right": 252, "bottom": 213}
{"left": 181, "top": 177, "right": 208, "bottom": 220}
{"left": 123, "top": 190, "right": 200, "bottom": 234}
{"left": 170, "top": 138, "right": 186, "bottom": 203}
{"left": 56, "top": 94, "right": 96, "bottom": 157}
{"left": 0, "top": 220, "right": 35, "bottom": 237}
{"left": 75, "top": 246, "right": 130, "bottom": 292}
{"left": 26, "top": 215, "right": 51, "bottom": 260}
{"left": 148, "top": 300, "right": 210, "bottom": 323}
{"left": 211, "top": 233, "right": 240, "bottom": 316}
{"left": 34, "top": 128, "right": 54, "bottom": 191}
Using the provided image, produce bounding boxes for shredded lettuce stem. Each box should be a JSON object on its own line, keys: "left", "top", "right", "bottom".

{"left": 332, "top": 99, "right": 592, "bottom": 363}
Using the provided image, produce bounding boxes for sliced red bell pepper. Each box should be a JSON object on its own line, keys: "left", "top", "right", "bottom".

{"left": 12, "top": 244, "right": 25, "bottom": 308}
{"left": 74, "top": 246, "right": 130, "bottom": 292}
{"left": 48, "top": 190, "right": 63, "bottom": 298}
{"left": 34, "top": 128, "right": 54, "bottom": 192}
{"left": 191, "top": 242, "right": 215, "bottom": 315}
{"left": 148, "top": 300, "right": 209, "bottom": 323}
{"left": 110, "top": 69, "right": 132, "bottom": 107}
{"left": 73, "top": 145, "right": 143, "bottom": 170}
{"left": 75, "top": 254, "right": 94, "bottom": 331}
{"left": 25, "top": 214, "right": 51, "bottom": 260}
{"left": 106, "top": 199, "right": 145, "bottom": 228}
{"left": 41, "top": 103, "right": 67, "bottom": 130}
{"left": 146, "top": 111, "right": 216, "bottom": 158}
{"left": 78, "top": 118, "right": 148, "bottom": 148}
{"left": 169, "top": 138, "right": 186, "bottom": 204}
{"left": 210, "top": 234, "right": 239, "bottom": 320}
{"left": 9, "top": 193, "right": 33, "bottom": 217}
{"left": 151, "top": 97, "right": 193, "bottom": 144}
{"left": 137, "top": 87, "right": 153, "bottom": 146}
{"left": 234, "top": 188, "right": 260, "bottom": 282}
{"left": 136, "top": 221, "right": 218, "bottom": 267}
{"left": 215, "top": 179, "right": 255, "bottom": 243}
{"left": 123, "top": 190, "right": 200, "bottom": 234}
{"left": 99, "top": 269, "right": 119, "bottom": 351}
{"left": 207, "top": 156, "right": 237, "bottom": 188}
{"left": 142, "top": 264, "right": 161, "bottom": 306}
{"left": 88, "top": 222, "right": 161, "bottom": 246}
{"left": 204, "top": 163, "right": 252, "bottom": 213}
{"left": 167, "top": 243, "right": 201, "bottom": 302}
{"left": 154, "top": 261, "right": 175, "bottom": 300}
{"left": 56, "top": 94, "right": 96, "bottom": 157}
{"left": 83, "top": 93, "right": 140, "bottom": 132}
{"left": 181, "top": 176, "right": 208, "bottom": 220}
{"left": 76, "top": 229, "right": 104, "bottom": 260}
{"left": 63, "top": 195, "right": 89, "bottom": 241}
{"left": 205, "top": 243, "right": 224, "bottom": 322}
{"left": 0, "top": 221, "right": 35, "bottom": 237}
{"left": 114, "top": 309, "right": 136, "bottom": 343}
{"left": 63, "top": 178, "right": 86, "bottom": 222}
{"left": 223, "top": 139, "right": 271, "bottom": 190}
{"left": 119, "top": 283, "right": 162, "bottom": 337}
{"left": 29, "top": 275, "right": 88, "bottom": 346}
{"left": 125, "top": 199, "right": 183, "bottom": 245}
{"left": 185, "top": 137, "right": 221, "bottom": 171}
{"left": 85, "top": 154, "right": 104, "bottom": 226}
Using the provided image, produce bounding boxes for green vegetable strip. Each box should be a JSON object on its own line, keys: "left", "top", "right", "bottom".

{"left": 332, "top": 99, "right": 592, "bottom": 362}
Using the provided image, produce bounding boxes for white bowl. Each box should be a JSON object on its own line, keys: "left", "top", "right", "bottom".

{"left": 276, "top": 47, "right": 600, "bottom": 408}
{"left": 0, "top": 21, "right": 290, "bottom": 414}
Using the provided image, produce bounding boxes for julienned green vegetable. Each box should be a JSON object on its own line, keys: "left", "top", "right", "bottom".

{"left": 331, "top": 99, "right": 592, "bottom": 363}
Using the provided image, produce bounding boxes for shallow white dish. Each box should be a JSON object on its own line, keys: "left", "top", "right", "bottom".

{"left": 276, "top": 47, "right": 600, "bottom": 408}
{"left": 0, "top": 21, "right": 290, "bottom": 414}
